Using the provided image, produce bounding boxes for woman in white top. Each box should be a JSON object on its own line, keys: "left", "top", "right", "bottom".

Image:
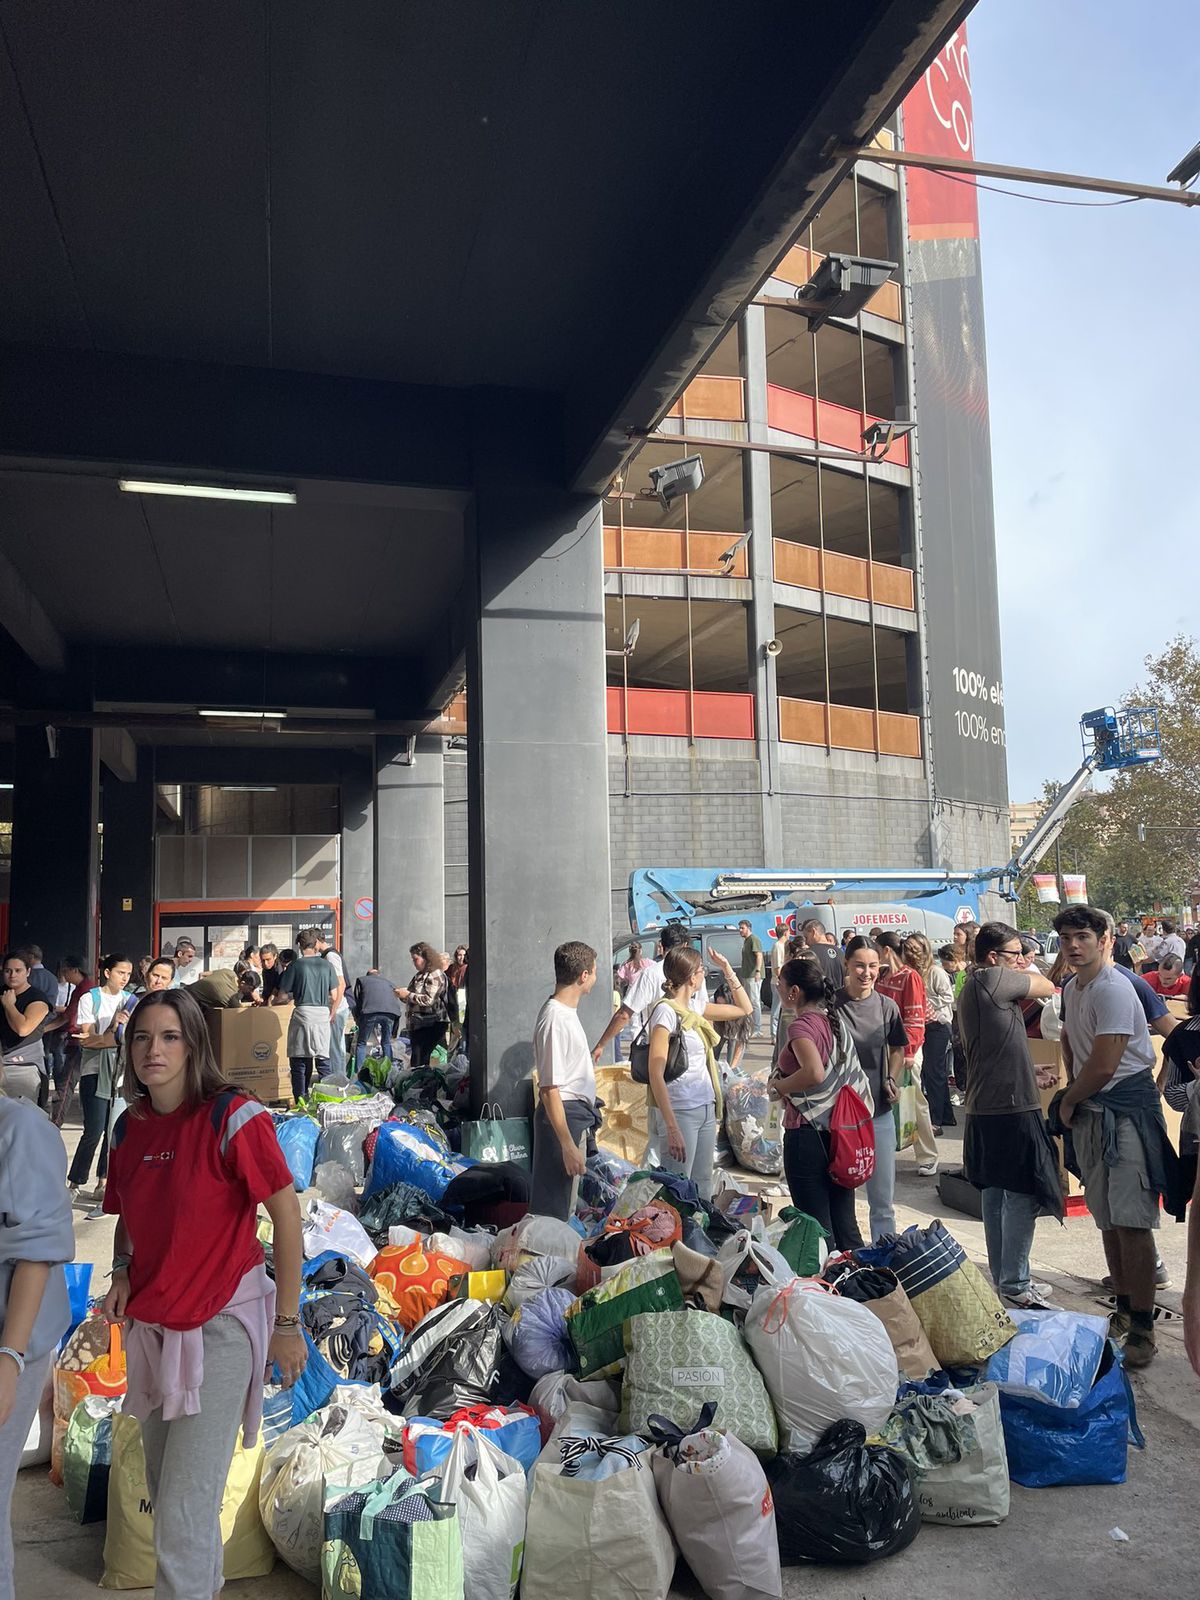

{"left": 646, "top": 945, "right": 751, "bottom": 1198}
{"left": 903, "top": 932, "right": 956, "bottom": 1134}
{"left": 66, "top": 953, "right": 135, "bottom": 1216}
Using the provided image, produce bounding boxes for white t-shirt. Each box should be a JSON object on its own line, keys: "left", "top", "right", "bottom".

{"left": 75, "top": 987, "right": 134, "bottom": 1079}
{"left": 172, "top": 957, "right": 204, "bottom": 986}
{"left": 648, "top": 1001, "right": 714, "bottom": 1111}
{"left": 1062, "top": 962, "right": 1156, "bottom": 1101}
{"left": 623, "top": 959, "right": 709, "bottom": 1035}
{"left": 325, "top": 949, "right": 349, "bottom": 1016}
{"left": 534, "top": 997, "right": 596, "bottom": 1104}
{"left": 771, "top": 938, "right": 788, "bottom": 978}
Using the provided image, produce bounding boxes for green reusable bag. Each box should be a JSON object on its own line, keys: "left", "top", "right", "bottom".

{"left": 567, "top": 1252, "right": 684, "bottom": 1378}
{"left": 774, "top": 1208, "right": 829, "bottom": 1278}
{"left": 63, "top": 1396, "right": 117, "bottom": 1525}
{"left": 619, "top": 1308, "right": 778, "bottom": 1457}
{"left": 893, "top": 1066, "right": 918, "bottom": 1152}
{"left": 462, "top": 1104, "right": 532, "bottom": 1171}
{"left": 322, "top": 1473, "right": 463, "bottom": 1600}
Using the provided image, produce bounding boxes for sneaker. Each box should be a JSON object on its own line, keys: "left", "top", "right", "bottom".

{"left": 916, "top": 1162, "right": 939, "bottom": 1177}
{"left": 949, "top": 1089, "right": 965, "bottom": 1107}
{"left": 84, "top": 1202, "right": 106, "bottom": 1221}
{"left": 1030, "top": 1279, "right": 1055, "bottom": 1298}
{"left": 1123, "top": 1333, "right": 1157, "bottom": 1370}
{"left": 1005, "top": 1288, "right": 1056, "bottom": 1311}
{"left": 1155, "top": 1260, "right": 1172, "bottom": 1289}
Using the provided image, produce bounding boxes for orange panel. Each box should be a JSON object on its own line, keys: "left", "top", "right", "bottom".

{"left": 878, "top": 712, "right": 922, "bottom": 758}
{"left": 766, "top": 385, "right": 817, "bottom": 439}
{"left": 768, "top": 384, "right": 909, "bottom": 466}
{"left": 623, "top": 526, "right": 687, "bottom": 568}
{"left": 686, "top": 530, "right": 747, "bottom": 577}
{"left": 774, "top": 244, "right": 815, "bottom": 288}
{"left": 602, "top": 525, "right": 747, "bottom": 577}
{"left": 828, "top": 704, "right": 876, "bottom": 752}
{"left": 817, "top": 398, "right": 868, "bottom": 454}
{"left": 773, "top": 540, "right": 821, "bottom": 589}
{"left": 870, "top": 561, "right": 914, "bottom": 610}
{"left": 778, "top": 698, "right": 828, "bottom": 746}
{"left": 692, "top": 693, "right": 755, "bottom": 740}
{"left": 681, "top": 375, "right": 745, "bottom": 422}
{"left": 603, "top": 526, "right": 619, "bottom": 566}
{"left": 821, "top": 549, "right": 870, "bottom": 601}
{"left": 868, "top": 278, "right": 902, "bottom": 322}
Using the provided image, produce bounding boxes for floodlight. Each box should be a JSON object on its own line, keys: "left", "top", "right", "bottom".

{"left": 717, "top": 529, "right": 751, "bottom": 574}
{"left": 1167, "top": 138, "right": 1200, "bottom": 187}
{"left": 862, "top": 419, "right": 916, "bottom": 460}
{"left": 796, "top": 253, "right": 897, "bottom": 330}
{"left": 647, "top": 455, "right": 704, "bottom": 508}
{"left": 606, "top": 619, "right": 641, "bottom": 659}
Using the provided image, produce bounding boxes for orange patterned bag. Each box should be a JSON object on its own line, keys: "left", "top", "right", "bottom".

{"left": 368, "top": 1242, "right": 472, "bottom": 1332}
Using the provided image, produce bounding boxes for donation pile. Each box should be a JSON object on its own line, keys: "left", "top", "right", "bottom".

{"left": 44, "top": 1074, "right": 1148, "bottom": 1599}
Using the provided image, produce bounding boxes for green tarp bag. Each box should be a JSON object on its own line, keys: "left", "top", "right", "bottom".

{"left": 567, "top": 1252, "right": 684, "bottom": 1379}
{"left": 774, "top": 1208, "right": 829, "bottom": 1278}
{"left": 63, "top": 1396, "right": 118, "bottom": 1525}
{"left": 322, "top": 1472, "right": 463, "bottom": 1600}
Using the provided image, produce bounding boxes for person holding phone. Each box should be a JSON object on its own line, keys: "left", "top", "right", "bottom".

{"left": 645, "top": 944, "right": 750, "bottom": 1197}
{"left": 66, "top": 953, "right": 135, "bottom": 1219}
{"left": 0, "top": 953, "right": 52, "bottom": 1106}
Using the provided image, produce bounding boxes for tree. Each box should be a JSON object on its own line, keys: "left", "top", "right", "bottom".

{"left": 1016, "top": 637, "right": 1200, "bottom": 921}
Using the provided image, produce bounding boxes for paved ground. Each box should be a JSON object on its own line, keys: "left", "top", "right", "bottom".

{"left": 13, "top": 1042, "right": 1199, "bottom": 1598}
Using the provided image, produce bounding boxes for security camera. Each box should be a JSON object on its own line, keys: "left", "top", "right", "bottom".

{"left": 763, "top": 639, "right": 783, "bottom": 658}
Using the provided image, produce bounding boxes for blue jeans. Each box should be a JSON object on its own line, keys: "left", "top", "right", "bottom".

{"left": 646, "top": 1102, "right": 718, "bottom": 1201}
{"left": 862, "top": 1110, "right": 897, "bottom": 1241}
{"left": 355, "top": 1013, "right": 396, "bottom": 1073}
{"left": 981, "top": 1186, "right": 1039, "bottom": 1299}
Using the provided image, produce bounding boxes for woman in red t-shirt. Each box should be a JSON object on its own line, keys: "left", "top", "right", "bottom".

{"left": 874, "top": 931, "right": 940, "bottom": 1176}
{"left": 101, "top": 989, "right": 304, "bottom": 1599}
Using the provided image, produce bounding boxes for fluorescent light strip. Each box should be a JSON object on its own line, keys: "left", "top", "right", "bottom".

{"left": 198, "top": 708, "right": 287, "bottom": 721}
{"left": 118, "top": 479, "right": 297, "bottom": 505}
{"left": 219, "top": 785, "right": 277, "bottom": 793}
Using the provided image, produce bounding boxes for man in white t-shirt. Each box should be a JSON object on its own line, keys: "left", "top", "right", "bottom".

{"left": 531, "top": 940, "right": 599, "bottom": 1219}
{"left": 171, "top": 939, "right": 204, "bottom": 986}
{"left": 1057, "top": 904, "right": 1176, "bottom": 1370}
{"left": 590, "top": 924, "right": 709, "bottom": 1062}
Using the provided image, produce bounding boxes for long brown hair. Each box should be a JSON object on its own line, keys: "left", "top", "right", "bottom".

{"left": 410, "top": 941, "right": 445, "bottom": 972}
{"left": 902, "top": 932, "right": 933, "bottom": 981}
{"left": 120, "top": 989, "right": 238, "bottom": 1117}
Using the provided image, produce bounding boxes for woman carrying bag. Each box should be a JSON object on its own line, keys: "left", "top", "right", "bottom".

{"left": 101, "top": 987, "right": 305, "bottom": 1600}
{"left": 67, "top": 953, "right": 135, "bottom": 1219}
{"left": 645, "top": 945, "right": 751, "bottom": 1198}
{"left": 0, "top": 952, "right": 52, "bottom": 1106}
{"left": 398, "top": 942, "right": 450, "bottom": 1068}
{"left": 771, "top": 957, "right": 874, "bottom": 1251}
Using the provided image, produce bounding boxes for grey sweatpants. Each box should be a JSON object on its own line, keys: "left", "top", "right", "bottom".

{"left": 1, "top": 1350, "right": 53, "bottom": 1600}
{"left": 139, "top": 1314, "right": 252, "bottom": 1600}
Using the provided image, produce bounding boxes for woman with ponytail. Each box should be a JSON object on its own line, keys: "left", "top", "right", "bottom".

{"left": 645, "top": 945, "right": 751, "bottom": 1198}
{"left": 771, "top": 957, "right": 873, "bottom": 1249}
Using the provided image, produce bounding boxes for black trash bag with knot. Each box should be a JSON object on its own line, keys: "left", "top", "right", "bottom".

{"left": 767, "top": 1419, "right": 920, "bottom": 1564}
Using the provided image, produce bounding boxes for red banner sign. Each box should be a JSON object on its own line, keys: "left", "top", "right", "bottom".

{"left": 903, "top": 25, "right": 978, "bottom": 240}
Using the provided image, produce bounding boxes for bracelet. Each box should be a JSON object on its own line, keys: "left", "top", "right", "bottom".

{"left": 111, "top": 1256, "right": 132, "bottom": 1276}
{"left": 273, "top": 1314, "right": 301, "bottom": 1328}
{"left": 0, "top": 1345, "right": 26, "bottom": 1374}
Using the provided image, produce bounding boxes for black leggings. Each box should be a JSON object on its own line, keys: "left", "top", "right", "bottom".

{"left": 783, "top": 1123, "right": 863, "bottom": 1252}
{"left": 409, "top": 1022, "right": 448, "bottom": 1067}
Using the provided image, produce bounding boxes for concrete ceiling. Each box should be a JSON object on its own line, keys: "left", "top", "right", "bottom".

{"left": 0, "top": 0, "right": 972, "bottom": 734}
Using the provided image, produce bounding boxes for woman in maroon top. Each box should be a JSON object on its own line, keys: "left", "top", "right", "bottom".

{"left": 875, "top": 931, "right": 939, "bottom": 1176}
{"left": 101, "top": 989, "right": 305, "bottom": 1600}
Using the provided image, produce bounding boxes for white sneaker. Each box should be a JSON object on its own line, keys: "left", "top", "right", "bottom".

{"left": 1005, "top": 1288, "right": 1056, "bottom": 1311}
{"left": 916, "top": 1161, "right": 939, "bottom": 1177}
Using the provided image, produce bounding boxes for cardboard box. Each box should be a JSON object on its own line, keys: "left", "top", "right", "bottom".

{"left": 207, "top": 1007, "right": 292, "bottom": 1102}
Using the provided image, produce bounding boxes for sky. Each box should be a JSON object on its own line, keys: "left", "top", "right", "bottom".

{"left": 967, "top": 1, "right": 1200, "bottom": 800}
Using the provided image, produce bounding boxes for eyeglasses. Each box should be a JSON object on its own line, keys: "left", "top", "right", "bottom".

{"left": 996, "top": 947, "right": 1023, "bottom": 961}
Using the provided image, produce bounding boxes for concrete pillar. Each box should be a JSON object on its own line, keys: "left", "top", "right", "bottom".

{"left": 375, "top": 735, "right": 445, "bottom": 981}
{"left": 10, "top": 725, "right": 100, "bottom": 973}
{"left": 739, "top": 305, "right": 783, "bottom": 863}
{"left": 99, "top": 749, "right": 156, "bottom": 959}
{"left": 340, "top": 769, "right": 375, "bottom": 982}
{"left": 466, "top": 484, "right": 613, "bottom": 1115}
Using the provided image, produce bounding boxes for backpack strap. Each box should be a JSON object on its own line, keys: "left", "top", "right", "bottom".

{"left": 208, "top": 1086, "right": 242, "bottom": 1138}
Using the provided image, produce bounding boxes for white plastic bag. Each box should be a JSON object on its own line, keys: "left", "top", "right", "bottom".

{"left": 316, "top": 1119, "right": 371, "bottom": 1184}
{"left": 503, "top": 1255, "right": 577, "bottom": 1311}
{"left": 493, "top": 1215, "right": 581, "bottom": 1273}
{"left": 651, "top": 1426, "right": 781, "bottom": 1600}
{"left": 259, "top": 1403, "right": 390, "bottom": 1581}
{"left": 428, "top": 1228, "right": 494, "bottom": 1273}
{"left": 527, "top": 1372, "right": 621, "bottom": 1444}
{"left": 715, "top": 1229, "right": 793, "bottom": 1312}
{"left": 521, "top": 1447, "right": 676, "bottom": 1600}
{"left": 436, "top": 1422, "right": 527, "bottom": 1600}
{"left": 387, "top": 1224, "right": 422, "bottom": 1249}
{"left": 744, "top": 1277, "right": 899, "bottom": 1452}
{"left": 301, "top": 1198, "right": 378, "bottom": 1270}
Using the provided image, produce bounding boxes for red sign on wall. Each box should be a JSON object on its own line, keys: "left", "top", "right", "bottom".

{"left": 903, "top": 25, "right": 978, "bottom": 240}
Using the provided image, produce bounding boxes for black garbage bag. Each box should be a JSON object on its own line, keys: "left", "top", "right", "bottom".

{"left": 388, "top": 1298, "right": 528, "bottom": 1419}
{"left": 358, "top": 1180, "right": 455, "bottom": 1244}
{"left": 767, "top": 1420, "right": 920, "bottom": 1564}
{"left": 441, "top": 1160, "right": 530, "bottom": 1226}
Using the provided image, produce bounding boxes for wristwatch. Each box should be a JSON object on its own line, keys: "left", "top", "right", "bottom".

{"left": 0, "top": 1346, "right": 26, "bottom": 1374}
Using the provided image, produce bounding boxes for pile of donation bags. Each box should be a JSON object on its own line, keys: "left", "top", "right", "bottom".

{"left": 45, "top": 1076, "right": 1148, "bottom": 1600}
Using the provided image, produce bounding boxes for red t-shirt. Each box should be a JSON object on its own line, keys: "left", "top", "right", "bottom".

{"left": 875, "top": 967, "right": 926, "bottom": 1059}
{"left": 1145, "top": 972, "right": 1190, "bottom": 998}
{"left": 104, "top": 1090, "right": 292, "bottom": 1330}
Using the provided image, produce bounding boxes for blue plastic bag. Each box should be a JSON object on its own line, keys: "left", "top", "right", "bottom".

{"left": 362, "top": 1119, "right": 472, "bottom": 1203}
{"left": 275, "top": 1113, "right": 320, "bottom": 1192}
{"left": 505, "top": 1286, "right": 577, "bottom": 1380}
{"left": 406, "top": 1407, "right": 541, "bottom": 1477}
{"left": 999, "top": 1341, "right": 1144, "bottom": 1487}
{"left": 984, "top": 1308, "right": 1109, "bottom": 1409}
